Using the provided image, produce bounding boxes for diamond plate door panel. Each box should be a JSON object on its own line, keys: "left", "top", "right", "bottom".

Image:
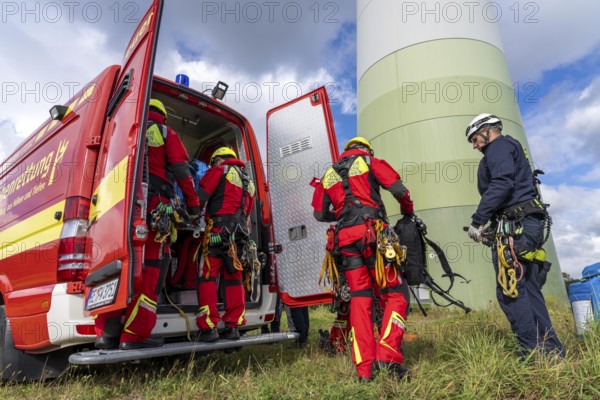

{"left": 267, "top": 88, "right": 339, "bottom": 305}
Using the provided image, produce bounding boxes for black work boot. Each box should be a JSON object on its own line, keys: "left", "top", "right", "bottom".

{"left": 95, "top": 336, "right": 119, "bottom": 350}
{"left": 220, "top": 326, "right": 240, "bottom": 341}
{"left": 377, "top": 361, "right": 410, "bottom": 380}
{"left": 197, "top": 328, "right": 219, "bottom": 343}
{"left": 119, "top": 337, "right": 164, "bottom": 350}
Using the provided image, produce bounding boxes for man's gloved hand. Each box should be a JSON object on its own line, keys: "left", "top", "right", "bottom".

{"left": 467, "top": 223, "right": 484, "bottom": 242}
{"left": 187, "top": 206, "right": 201, "bottom": 221}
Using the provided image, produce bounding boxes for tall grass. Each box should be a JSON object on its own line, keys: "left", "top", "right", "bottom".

{"left": 1, "top": 300, "right": 599, "bottom": 399}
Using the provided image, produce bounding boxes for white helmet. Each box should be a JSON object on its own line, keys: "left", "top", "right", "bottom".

{"left": 465, "top": 114, "right": 502, "bottom": 142}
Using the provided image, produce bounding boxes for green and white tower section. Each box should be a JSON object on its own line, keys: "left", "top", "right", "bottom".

{"left": 357, "top": 0, "right": 567, "bottom": 309}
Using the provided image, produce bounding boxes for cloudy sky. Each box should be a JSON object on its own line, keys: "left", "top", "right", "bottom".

{"left": 1, "top": 1, "right": 599, "bottom": 278}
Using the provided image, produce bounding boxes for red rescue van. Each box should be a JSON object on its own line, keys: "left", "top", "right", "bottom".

{"left": 0, "top": 0, "right": 340, "bottom": 381}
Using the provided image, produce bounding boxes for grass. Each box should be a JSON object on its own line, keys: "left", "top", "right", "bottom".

{"left": 2, "top": 299, "right": 600, "bottom": 399}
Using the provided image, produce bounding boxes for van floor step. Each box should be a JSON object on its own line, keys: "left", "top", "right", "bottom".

{"left": 69, "top": 332, "right": 298, "bottom": 365}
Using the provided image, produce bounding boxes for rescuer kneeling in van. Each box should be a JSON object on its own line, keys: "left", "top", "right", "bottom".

{"left": 195, "top": 147, "right": 256, "bottom": 342}
{"left": 94, "top": 99, "right": 201, "bottom": 350}
{"left": 465, "top": 113, "right": 564, "bottom": 359}
{"left": 313, "top": 137, "right": 414, "bottom": 382}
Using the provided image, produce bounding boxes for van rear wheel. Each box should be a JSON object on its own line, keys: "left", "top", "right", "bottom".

{"left": 0, "top": 305, "right": 72, "bottom": 382}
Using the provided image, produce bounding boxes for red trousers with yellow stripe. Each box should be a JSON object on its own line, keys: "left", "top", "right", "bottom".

{"left": 94, "top": 196, "right": 170, "bottom": 343}
{"left": 196, "top": 253, "right": 246, "bottom": 331}
{"left": 342, "top": 244, "right": 408, "bottom": 379}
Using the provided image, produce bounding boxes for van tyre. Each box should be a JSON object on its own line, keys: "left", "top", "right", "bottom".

{"left": 0, "top": 305, "right": 72, "bottom": 382}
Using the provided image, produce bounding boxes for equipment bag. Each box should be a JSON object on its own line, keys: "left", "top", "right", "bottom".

{"left": 393, "top": 215, "right": 471, "bottom": 314}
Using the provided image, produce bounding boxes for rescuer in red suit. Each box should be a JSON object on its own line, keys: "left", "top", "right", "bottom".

{"left": 313, "top": 137, "right": 414, "bottom": 382}
{"left": 194, "top": 147, "right": 256, "bottom": 342}
{"left": 94, "top": 99, "right": 200, "bottom": 350}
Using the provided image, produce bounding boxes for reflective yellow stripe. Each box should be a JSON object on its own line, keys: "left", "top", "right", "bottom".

{"left": 0, "top": 200, "right": 65, "bottom": 261}
{"left": 89, "top": 156, "right": 128, "bottom": 223}
{"left": 381, "top": 311, "right": 405, "bottom": 343}
{"left": 124, "top": 294, "right": 157, "bottom": 334}
{"left": 196, "top": 305, "right": 214, "bottom": 329}
{"left": 379, "top": 312, "right": 405, "bottom": 355}
{"left": 350, "top": 327, "right": 362, "bottom": 365}
{"left": 237, "top": 308, "right": 246, "bottom": 326}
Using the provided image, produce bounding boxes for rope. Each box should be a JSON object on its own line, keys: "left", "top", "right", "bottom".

{"left": 163, "top": 288, "right": 192, "bottom": 342}
{"left": 496, "top": 236, "right": 523, "bottom": 298}
{"left": 195, "top": 218, "right": 213, "bottom": 279}
{"left": 374, "top": 219, "right": 397, "bottom": 289}
{"left": 227, "top": 239, "right": 244, "bottom": 272}
{"left": 318, "top": 250, "right": 340, "bottom": 293}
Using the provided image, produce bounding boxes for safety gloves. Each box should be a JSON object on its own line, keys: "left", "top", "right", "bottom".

{"left": 187, "top": 206, "right": 201, "bottom": 221}
{"left": 467, "top": 224, "right": 484, "bottom": 242}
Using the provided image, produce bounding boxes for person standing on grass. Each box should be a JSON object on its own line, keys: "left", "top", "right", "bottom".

{"left": 465, "top": 113, "right": 564, "bottom": 359}
{"left": 313, "top": 137, "right": 414, "bottom": 382}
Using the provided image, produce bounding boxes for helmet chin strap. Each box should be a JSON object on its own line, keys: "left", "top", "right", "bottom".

{"left": 477, "top": 129, "right": 491, "bottom": 145}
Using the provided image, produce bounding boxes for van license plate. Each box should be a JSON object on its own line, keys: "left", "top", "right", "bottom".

{"left": 86, "top": 278, "right": 119, "bottom": 310}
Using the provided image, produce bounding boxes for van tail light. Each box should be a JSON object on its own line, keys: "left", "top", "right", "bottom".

{"left": 57, "top": 197, "right": 90, "bottom": 283}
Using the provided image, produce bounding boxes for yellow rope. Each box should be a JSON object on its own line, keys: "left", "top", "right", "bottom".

{"left": 496, "top": 236, "right": 519, "bottom": 298}
{"left": 194, "top": 218, "right": 213, "bottom": 279}
{"left": 373, "top": 219, "right": 398, "bottom": 289}
{"left": 163, "top": 288, "right": 192, "bottom": 342}
{"left": 228, "top": 240, "right": 244, "bottom": 272}
{"left": 318, "top": 250, "right": 340, "bottom": 293}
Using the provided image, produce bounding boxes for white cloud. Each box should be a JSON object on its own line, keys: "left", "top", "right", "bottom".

{"left": 543, "top": 185, "right": 600, "bottom": 278}
{"left": 525, "top": 75, "right": 600, "bottom": 179}
{"left": 498, "top": 0, "right": 600, "bottom": 82}
{"left": 525, "top": 75, "right": 600, "bottom": 277}
{"left": 0, "top": 1, "right": 356, "bottom": 163}
{"left": 159, "top": 50, "right": 355, "bottom": 156}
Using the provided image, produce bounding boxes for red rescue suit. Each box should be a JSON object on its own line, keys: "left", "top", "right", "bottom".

{"left": 95, "top": 110, "right": 199, "bottom": 344}
{"left": 195, "top": 159, "right": 256, "bottom": 331}
{"left": 313, "top": 148, "right": 413, "bottom": 379}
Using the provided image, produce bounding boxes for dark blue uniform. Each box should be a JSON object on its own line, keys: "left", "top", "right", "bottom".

{"left": 475, "top": 135, "right": 564, "bottom": 358}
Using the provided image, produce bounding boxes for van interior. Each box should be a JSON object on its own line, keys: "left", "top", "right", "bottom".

{"left": 150, "top": 77, "right": 264, "bottom": 315}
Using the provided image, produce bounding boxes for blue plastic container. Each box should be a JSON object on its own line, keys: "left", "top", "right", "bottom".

{"left": 569, "top": 281, "right": 593, "bottom": 336}
{"left": 582, "top": 262, "right": 600, "bottom": 321}
{"left": 582, "top": 262, "right": 600, "bottom": 279}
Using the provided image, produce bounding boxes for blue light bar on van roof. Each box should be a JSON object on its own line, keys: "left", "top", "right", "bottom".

{"left": 176, "top": 74, "right": 190, "bottom": 87}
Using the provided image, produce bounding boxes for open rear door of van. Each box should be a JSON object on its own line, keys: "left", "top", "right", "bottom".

{"left": 84, "top": 0, "right": 163, "bottom": 315}
{"left": 266, "top": 87, "right": 340, "bottom": 307}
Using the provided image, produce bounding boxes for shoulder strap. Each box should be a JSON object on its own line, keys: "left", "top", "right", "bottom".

{"left": 215, "top": 165, "right": 250, "bottom": 216}
{"left": 332, "top": 155, "right": 363, "bottom": 209}
{"left": 234, "top": 165, "right": 250, "bottom": 212}
{"left": 420, "top": 231, "right": 471, "bottom": 313}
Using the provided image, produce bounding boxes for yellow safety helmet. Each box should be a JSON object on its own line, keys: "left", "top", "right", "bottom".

{"left": 210, "top": 147, "right": 237, "bottom": 165}
{"left": 149, "top": 98, "right": 168, "bottom": 121}
{"left": 344, "top": 136, "right": 374, "bottom": 155}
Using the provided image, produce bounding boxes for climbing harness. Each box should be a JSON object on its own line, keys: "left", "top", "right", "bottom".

{"left": 494, "top": 198, "right": 550, "bottom": 298}
{"left": 150, "top": 197, "right": 200, "bottom": 243}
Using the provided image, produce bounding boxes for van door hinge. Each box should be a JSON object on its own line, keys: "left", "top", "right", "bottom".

{"left": 86, "top": 136, "right": 102, "bottom": 149}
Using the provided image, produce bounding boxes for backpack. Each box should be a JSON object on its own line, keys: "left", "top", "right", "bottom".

{"left": 393, "top": 215, "right": 471, "bottom": 314}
